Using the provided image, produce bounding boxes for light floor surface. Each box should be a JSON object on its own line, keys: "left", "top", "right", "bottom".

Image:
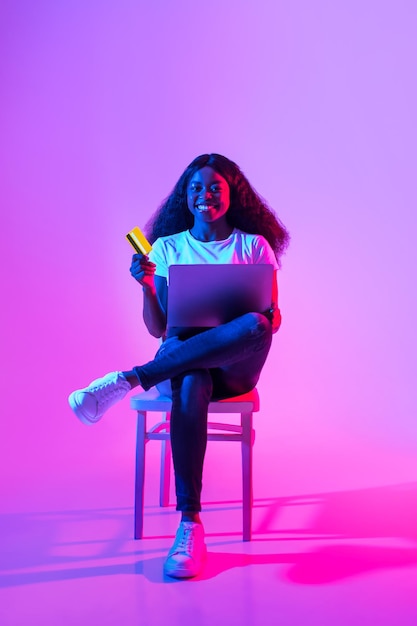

{"left": 2, "top": 482, "right": 417, "bottom": 626}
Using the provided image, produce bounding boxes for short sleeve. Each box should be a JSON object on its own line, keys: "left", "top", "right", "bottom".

{"left": 252, "top": 235, "right": 279, "bottom": 269}
{"left": 148, "top": 238, "right": 169, "bottom": 279}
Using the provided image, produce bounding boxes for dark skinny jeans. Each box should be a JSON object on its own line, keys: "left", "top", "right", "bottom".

{"left": 132, "top": 312, "right": 273, "bottom": 512}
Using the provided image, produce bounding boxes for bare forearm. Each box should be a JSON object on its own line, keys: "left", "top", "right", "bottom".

{"left": 142, "top": 285, "right": 167, "bottom": 338}
{"left": 129, "top": 253, "right": 167, "bottom": 337}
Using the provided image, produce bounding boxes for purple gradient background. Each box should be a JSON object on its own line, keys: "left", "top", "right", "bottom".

{"left": 1, "top": 1, "right": 416, "bottom": 624}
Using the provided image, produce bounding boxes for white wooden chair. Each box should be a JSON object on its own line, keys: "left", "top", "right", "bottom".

{"left": 130, "top": 387, "right": 260, "bottom": 541}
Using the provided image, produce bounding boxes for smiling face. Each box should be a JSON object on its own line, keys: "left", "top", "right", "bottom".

{"left": 186, "top": 166, "right": 231, "bottom": 225}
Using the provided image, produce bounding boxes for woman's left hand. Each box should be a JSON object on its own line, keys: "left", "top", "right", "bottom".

{"left": 263, "top": 306, "right": 281, "bottom": 333}
{"left": 271, "top": 307, "right": 282, "bottom": 333}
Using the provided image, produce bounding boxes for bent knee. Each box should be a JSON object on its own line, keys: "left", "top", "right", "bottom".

{"left": 245, "top": 312, "right": 272, "bottom": 335}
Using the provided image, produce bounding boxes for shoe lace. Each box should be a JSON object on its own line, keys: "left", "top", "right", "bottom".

{"left": 94, "top": 377, "right": 126, "bottom": 410}
{"left": 177, "top": 525, "right": 196, "bottom": 554}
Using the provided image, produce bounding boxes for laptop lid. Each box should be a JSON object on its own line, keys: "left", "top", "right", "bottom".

{"left": 167, "top": 264, "right": 274, "bottom": 328}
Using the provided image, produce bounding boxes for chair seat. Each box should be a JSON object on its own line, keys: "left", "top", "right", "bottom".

{"left": 130, "top": 387, "right": 260, "bottom": 412}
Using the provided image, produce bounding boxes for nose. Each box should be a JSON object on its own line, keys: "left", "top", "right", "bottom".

{"left": 200, "top": 187, "right": 213, "bottom": 198}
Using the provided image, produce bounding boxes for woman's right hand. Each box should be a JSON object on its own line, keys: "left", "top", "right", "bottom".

{"left": 129, "top": 253, "right": 156, "bottom": 290}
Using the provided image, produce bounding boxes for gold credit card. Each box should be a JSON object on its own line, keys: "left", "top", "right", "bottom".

{"left": 126, "top": 226, "right": 152, "bottom": 255}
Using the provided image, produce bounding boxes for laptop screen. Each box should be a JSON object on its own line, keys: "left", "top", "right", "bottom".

{"left": 167, "top": 264, "right": 274, "bottom": 328}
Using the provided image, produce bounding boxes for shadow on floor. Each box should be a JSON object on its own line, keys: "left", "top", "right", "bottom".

{"left": 1, "top": 481, "right": 416, "bottom": 586}
{"left": 255, "top": 481, "right": 417, "bottom": 544}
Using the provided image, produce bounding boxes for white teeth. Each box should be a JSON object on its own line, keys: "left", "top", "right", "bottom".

{"left": 196, "top": 204, "right": 214, "bottom": 212}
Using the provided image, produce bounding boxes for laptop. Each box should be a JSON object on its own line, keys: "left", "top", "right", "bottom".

{"left": 167, "top": 264, "right": 274, "bottom": 328}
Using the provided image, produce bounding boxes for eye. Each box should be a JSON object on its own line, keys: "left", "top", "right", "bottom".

{"left": 189, "top": 183, "right": 202, "bottom": 192}
{"left": 210, "top": 185, "right": 221, "bottom": 193}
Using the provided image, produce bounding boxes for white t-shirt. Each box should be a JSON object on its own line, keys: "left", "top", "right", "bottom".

{"left": 149, "top": 228, "right": 278, "bottom": 279}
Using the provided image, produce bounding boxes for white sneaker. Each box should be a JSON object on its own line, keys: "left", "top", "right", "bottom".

{"left": 68, "top": 371, "right": 131, "bottom": 425}
{"left": 164, "top": 522, "right": 207, "bottom": 579}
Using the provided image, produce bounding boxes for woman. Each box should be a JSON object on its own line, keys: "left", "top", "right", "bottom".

{"left": 69, "top": 153, "right": 289, "bottom": 579}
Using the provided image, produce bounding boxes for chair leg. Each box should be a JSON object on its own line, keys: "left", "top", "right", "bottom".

{"left": 134, "top": 410, "right": 146, "bottom": 539}
{"left": 159, "top": 411, "right": 171, "bottom": 507}
{"left": 241, "top": 411, "right": 253, "bottom": 541}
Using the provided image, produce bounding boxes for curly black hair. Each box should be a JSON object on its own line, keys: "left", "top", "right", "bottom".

{"left": 145, "top": 153, "right": 290, "bottom": 263}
